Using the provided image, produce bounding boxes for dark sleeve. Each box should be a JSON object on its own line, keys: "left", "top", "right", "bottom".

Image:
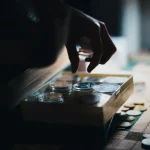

{"left": 0, "top": 0, "right": 70, "bottom": 68}
{"left": 16, "top": 0, "right": 70, "bottom": 68}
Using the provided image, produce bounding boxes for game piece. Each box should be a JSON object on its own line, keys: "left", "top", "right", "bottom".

{"left": 118, "top": 122, "right": 132, "bottom": 128}
{"left": 93, "top": 83, "right": 120, "bottom": 94}
{"left": 59, "top": 74, "right": 80, "bottom": 83}
{"left": 38, "top": 92, "right": 64, "bottom": 103}
{"left": 134, "top": 101, "right": 144, "bottom": 105}
{"left": 134, "top": 105, "right": 147, "bottom": 111}
{"left": 82, "top": 77, "right": 101, "bottom": 82}
{"left": 121, "top": 107, "right": 130, "bottom": 111}
{"left": 102, "top": 76, "right": 128, "bottom": 84}
{"left": 120, "top": 111, "right": 127, "bottom": 116}
{"left": 143, "top": 133, "right": 150, "bottom": 139}
{"left": 119, "top": 111, "right": 127, "bottom": 119}
{"left": 116, "top": 110, "right": 121, "bottom": 115}
{"left": 142, "top": 139, "right": 150, "bottom": 149}
{"left": 52, "top": 80, "right": 72, "bottom": 89}
{"left": 122, "top": 116, "right": 135, "bottom": 122}
{"left": 73, "top": 82, "right": 95, "bottom": 91}
{"left": 78, "top": 93, "right": 101, "bottom": 105}
{"left": 126, "top": 110, "right": 141, "bottom": 116}
{"left": 27, "top": 91, "right": 40, "bottom": 101}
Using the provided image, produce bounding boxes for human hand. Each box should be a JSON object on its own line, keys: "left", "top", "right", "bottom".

{"left": 66, "top": 6, "right": 117, "bottom": 73}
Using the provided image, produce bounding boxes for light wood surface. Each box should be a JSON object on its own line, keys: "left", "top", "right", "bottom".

{"left": 103, "top": 64, "right": 150, "bottom": 150}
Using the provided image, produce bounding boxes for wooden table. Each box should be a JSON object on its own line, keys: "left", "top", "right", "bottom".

{"left": 13, "top": 64, "right": 150, "bottom": 150}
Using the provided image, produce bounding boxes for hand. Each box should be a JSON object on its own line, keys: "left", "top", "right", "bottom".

{"left": 66, "top": 6, "right": 117, "bottom": 73}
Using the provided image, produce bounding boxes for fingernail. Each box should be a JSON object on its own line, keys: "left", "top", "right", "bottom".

{"left": 72, "top": 70, "right": 76, "bottom": 73}
{"left": 87, "top": 65, "right": 93, "bottom": 73}
{"left": 72, "top": 66, "right": 78, "bottom": 73}
{"left": 72, "top": 68, "right": 76, "bottom": 73}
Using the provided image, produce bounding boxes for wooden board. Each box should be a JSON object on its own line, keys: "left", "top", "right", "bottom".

{"left": 104, "top": 95, "right": 150, "bottom": 150}
{"left": 103, "top": 67, "right": 150, "bottom": 150}
{"left": 20, "top": 72, "right": 134, "bottom": 126}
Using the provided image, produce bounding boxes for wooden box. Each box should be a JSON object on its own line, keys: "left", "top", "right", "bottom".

{"left": 20, "top": 72, "right": 134, "bottom": 127}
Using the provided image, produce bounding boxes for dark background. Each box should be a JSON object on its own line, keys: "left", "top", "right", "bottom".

{"left": 65, "top": 0, "right": 122, "bottom": 36}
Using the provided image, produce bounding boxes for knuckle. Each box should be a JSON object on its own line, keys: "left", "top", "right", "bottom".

{"left": 93, "top": 21, "right": 100, "bottom": 31}
{"left": 94, "top": 21, "right": 100, "bottom": 28}
{"left": 99, "top": 21, "right": 105, "bottom": 27}
{"left": 101, "top": 22, "right": 105, "bottom": 26}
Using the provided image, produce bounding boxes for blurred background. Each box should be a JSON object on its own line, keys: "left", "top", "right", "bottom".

{"left": 65, "top": 0, "right": 150, "bottom": 73}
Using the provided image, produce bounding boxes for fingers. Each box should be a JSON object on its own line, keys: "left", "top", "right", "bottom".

{"left": 87, "top": 27, "right": 103, "bottom": 72}
{"left": 66, "top": 41, "right": 79, "bottom": 73}
{"left": 85, "top": 23, "right": 117, "bottom": 66}
{"left": 66, "top": 10, "right": 116, "bottom": 73}
{"left": 100, "top": 23, "right": 117, "bottom": 64}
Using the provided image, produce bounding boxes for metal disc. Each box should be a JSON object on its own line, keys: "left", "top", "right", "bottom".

{"left": 143, "top": 134, "right": 150, "bottom": 139}
{"left": 118, "top": 122, "right": 132, "bottom": 128}
{"left": 52, "top": 80, "right": 72, "bottom": 89}
{"left": 38, "top": 92, "right": 63, "bottom": 103}
{"left": 82, "top": 77, "right": 101, "bottom": 82}
{"left": 126, "top": 110, "right": 142, "bottom": 116}
{"left": 93, "top": 83, "right": 120, "bottom": 93}
{"left": 142, "top": 139, "right": 150, "bottom": 148}
{"left": 78, "top": 93, "right": 101, "bottom": 105}
{"left": 102, "top": 76, "right": 128, "bottom": 84}
{"left": 73, "top": 82, "right": 95, "bottom": 90}
{"left": 122, "top": 116, "right": 135, "bottom": 122}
